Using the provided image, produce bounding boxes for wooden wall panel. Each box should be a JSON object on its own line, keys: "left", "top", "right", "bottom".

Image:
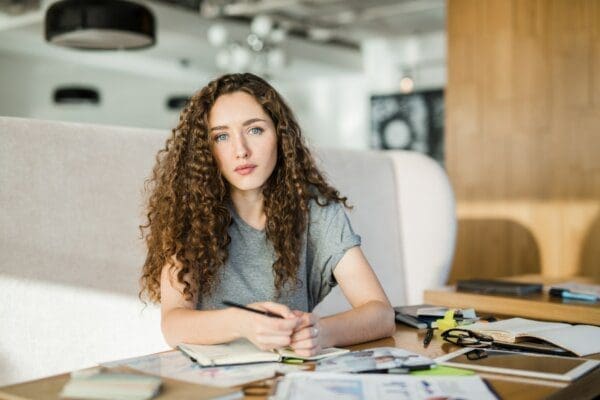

{"left": 447, "top": 0, "right": 600, "bottom": 281}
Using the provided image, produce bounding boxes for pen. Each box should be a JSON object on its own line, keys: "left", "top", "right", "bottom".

{"left": 549, "top": 288, "right": 598, "bottom": 302}
{"left": 423, "top": 327, "right": 434, "bottom": 348}
{"left": 222, "top": 300, "right": 284, "bottom": 319}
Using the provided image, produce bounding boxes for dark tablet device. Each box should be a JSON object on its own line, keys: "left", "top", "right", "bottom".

{"left": 456, "top": 279, "right": 542, "bottom": 296}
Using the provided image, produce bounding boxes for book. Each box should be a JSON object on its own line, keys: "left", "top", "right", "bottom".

{"left": 463, "top": 317, "right": 600, "bottom": 356}
{"left": 394, "top": 304, "right": 478, "bottom": 328}
{"left": 178, "top": 339, "right": 349, "bottom": 367}
{"left": 60, "top": 368, "right": 162, "bottom": 400}
{"left": 394, "top": 305, "right": 428, "bottom": 329}
{"left": 456, "top": 279, "right": 542, "bottom": 296}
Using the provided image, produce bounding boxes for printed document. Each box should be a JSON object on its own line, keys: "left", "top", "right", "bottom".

{"left": 271, "top": 372, "right": 497, "bottom": 400}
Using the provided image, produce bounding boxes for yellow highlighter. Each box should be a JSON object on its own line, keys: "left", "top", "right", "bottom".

{"left": 435, "top": 309, "right": 458, "bottom": 333}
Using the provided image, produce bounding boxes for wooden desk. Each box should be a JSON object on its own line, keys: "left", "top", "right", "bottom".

{"left": 424, "top": 275, "right": 600, "bottom": 325}
{"left": 2, "top": 323, "right": 598, "bottom": 400}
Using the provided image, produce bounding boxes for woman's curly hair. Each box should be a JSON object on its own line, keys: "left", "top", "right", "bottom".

{"left": 139, "top": 73, "right": 349, "bottom": 304}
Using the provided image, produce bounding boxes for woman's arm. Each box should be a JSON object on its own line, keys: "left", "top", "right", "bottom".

{"left": 160, "top": 258, "right": 299, "bottom": 349}
{"left": 290, "top": 247, "right": 395, "bottom": 355}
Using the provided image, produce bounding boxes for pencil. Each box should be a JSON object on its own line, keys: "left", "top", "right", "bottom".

{"left": 222, "top": 300, "right": 284, "bottom": 319}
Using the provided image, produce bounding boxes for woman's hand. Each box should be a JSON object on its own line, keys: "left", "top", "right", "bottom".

{"left": 289, "top": 310, "right": 325, "bottom": 357}
{"left": 236, "top": 302, "right": 299, "bottom": 351}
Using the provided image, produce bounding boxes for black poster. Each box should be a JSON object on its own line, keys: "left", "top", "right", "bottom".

{"left": 370, "top": 90, "right": 444, "bottom": 165}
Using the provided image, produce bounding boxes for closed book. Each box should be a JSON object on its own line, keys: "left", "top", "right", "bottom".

{"left": 60, "top": 371, "right": 161, "bottom": 400}
{"left": 457, "top": 279, "right": 542, "bottom": 296}
{"left": 394, "top": 304, "right": 433, "bottom": 328}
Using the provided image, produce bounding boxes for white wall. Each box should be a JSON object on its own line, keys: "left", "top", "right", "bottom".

{"left": 277, "top": 74, "right": 369, "bottom": 150}
{"left": 0, "top": 51, "right": 204, "bottom": 130}
{"left": 0, "top": 49, "right": 370, "bottom": 149}
{"left": 362, "top": 31, "right": 446, "bottom": 94}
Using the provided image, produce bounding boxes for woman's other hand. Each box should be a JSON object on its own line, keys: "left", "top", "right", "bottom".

{"left": 289, "top": 310, "right": 325, "bottom": 357}
{"left": 236, "top": 301, "right": 299, "bottom": 351}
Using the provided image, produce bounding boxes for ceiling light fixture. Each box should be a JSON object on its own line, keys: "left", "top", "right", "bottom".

{"left": 53, "top": 86, "right": 101, "bottom": 104}
{"left": 45, "top": 0, "right": 156, "bottom": 50}
{"left": 399, "top": 67, "right": 415, "bottom": 93}
{"left": 207, "top": 14, "right": 287, "bottom": 75}
{"left": 166, "top": 95, "right": 191, "bottom": 110}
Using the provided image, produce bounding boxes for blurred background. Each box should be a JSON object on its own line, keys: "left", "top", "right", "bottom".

{"left": 0, "top": 0, "right": 598, "bottom": 282}
{"left": 0, "top": 0, "right": 445, "bottom": 150}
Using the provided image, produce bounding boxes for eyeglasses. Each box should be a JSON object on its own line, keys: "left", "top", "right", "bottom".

{"left": 441, "top": 328, "right": 494, "bottom": 348}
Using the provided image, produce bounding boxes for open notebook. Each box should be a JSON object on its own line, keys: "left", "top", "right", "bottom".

{"left": 464, "top": 317, "right": 600, "bottom": 356}
{"left": 178, "top": 339, "right": 349, "bottom": 367}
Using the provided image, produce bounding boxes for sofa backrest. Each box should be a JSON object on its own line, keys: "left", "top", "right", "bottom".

{"left": 0, "top": 117, "right": 455, "bottom": 385}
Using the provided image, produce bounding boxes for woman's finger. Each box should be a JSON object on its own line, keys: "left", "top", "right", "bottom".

{"left": 256, "top": 334, "right": 292, "bottom": 349}
{"left": 290, "top": 325, "right": 318, "bottom": 342}
{"left": 250, "top": 301, "right": 295, "bottom": 319}
{"left": 291, "top": 342, "right": 321, "bottom": 356}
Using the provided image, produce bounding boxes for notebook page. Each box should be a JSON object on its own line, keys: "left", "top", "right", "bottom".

{"left": 465, "top": 318, "right": 570, "bottom": 342}
{"left": 527, "top": 325, "right": 600, "bottom": 356}
{"left": 180, "top": 339, "right": 278, "bottom": 366}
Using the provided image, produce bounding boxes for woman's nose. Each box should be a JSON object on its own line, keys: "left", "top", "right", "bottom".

{"left": 234, "top": 135, "right": 250, "bottom": 159}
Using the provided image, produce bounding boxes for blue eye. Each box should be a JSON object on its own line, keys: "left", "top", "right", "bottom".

{"left": 249, "top": 127, "right": 263, "bottom": 135}
{"left": 214, "top": 133, "right": 228, "bottom": 142}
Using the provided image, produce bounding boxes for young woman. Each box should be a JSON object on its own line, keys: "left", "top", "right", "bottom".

{"left": 140, "top": 73, "right": 395, "bottom": 356}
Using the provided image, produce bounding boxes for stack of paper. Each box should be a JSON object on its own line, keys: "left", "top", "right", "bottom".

{"left": 316, "top": 347, "right": 434, "bottom": 373}
{"left": 60, "top": 369, "right": 162, "bottom": 400}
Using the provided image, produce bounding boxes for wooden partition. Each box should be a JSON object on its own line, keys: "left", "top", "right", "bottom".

{"left": 446, "top": 0, "right": 600, "bottom": 281}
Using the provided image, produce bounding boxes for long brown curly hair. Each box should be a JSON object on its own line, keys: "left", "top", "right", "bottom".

{"left": 139, "top": 73, "right": 349, "bottom": 304}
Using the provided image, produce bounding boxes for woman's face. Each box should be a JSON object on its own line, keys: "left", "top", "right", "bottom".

{"left": 209, "top": 91, "right": 278, "bottom": 196}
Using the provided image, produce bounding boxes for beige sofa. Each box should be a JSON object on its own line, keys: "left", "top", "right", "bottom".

{"left": 0, "top": 116, "right": 456, "bottom": 385}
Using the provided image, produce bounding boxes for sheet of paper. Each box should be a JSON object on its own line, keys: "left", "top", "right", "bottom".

{"left": 532, "top": 325, "right": 600, "bottom": 356}
{"left": 465, "top": 317, "right": 568, "bottom": 336}
{"left": 101, "top": 350, "right": 304, "bottom": 387}
{"left": 272, "top": 372, "right": 497, "bottom": 400}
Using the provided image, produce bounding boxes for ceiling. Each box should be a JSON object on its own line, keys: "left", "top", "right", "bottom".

{"left": 161, "top": 0, "right": 445, "bottom": 46}
{"left": 0, "top": 0, "right": 445, "bottom": 80}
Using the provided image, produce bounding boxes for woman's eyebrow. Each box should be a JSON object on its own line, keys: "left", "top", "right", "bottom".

{"left": 242, "top": 118, "right": 266, "bottom": 126}
{"left": 209, "top": 118, "right": 266, "bottom": 133}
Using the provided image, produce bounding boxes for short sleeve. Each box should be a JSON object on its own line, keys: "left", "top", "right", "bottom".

{"left": 306, "top": 200, "right": 361, "bottom": 309}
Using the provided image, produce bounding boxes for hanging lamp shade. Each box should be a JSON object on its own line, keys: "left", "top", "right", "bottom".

{"left": 53, "top": 86, "right": 101, "bottom": 104}
{"left": 45, "top": 0, "right": 156, "bottom": 50}
{"left": 166, "top": 95, "right": 191, "bottom": 110}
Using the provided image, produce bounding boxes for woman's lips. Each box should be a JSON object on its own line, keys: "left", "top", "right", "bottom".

{"left": 235, "top": 165, "right": 256, "bottom": 175}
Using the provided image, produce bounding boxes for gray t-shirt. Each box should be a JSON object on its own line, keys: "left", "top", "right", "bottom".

{"left": 197, "top": 199, "right": 361, "bottom": 312}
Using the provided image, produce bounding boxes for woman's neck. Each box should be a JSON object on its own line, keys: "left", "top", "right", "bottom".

{"left": 231, "top": 189, "right": 266, "bottom": 230}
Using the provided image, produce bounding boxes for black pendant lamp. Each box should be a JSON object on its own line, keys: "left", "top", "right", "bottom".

{"left": 166, "top": 95, "right": 191, "bottom": 110}
{"left": 53, "top": 86, "right": 101, "bottom": 104}
{"left": 45, "top": 0, "right": 156, "bottom": 50}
